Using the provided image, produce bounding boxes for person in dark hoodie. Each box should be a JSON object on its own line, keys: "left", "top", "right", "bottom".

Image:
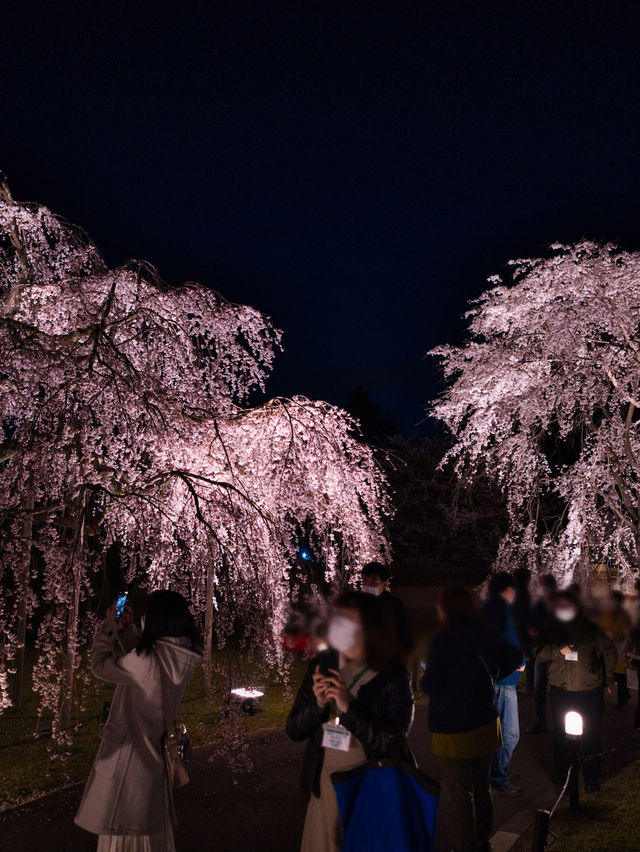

{"left": 482, "top": 572, "right": 526, "bottom": 796}
{"left": 512, "top": 567, "right": 534, "bottom": 689}
{"left": 286, "top": 590, "right": 413, "bottom": 852}
{"left": 361, "top": 561, "right": 416, "bottom": 656}
{"left": 536, "top": 589, "right": 617, "bottom": 793}
{"left": 421, "top": 586, "right": 522, "bottom": 852}
{"left": 527, "top": 573, "right": 557, "bottom": 733}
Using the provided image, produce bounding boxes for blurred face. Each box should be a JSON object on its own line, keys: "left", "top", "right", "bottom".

{"left": 327, "top": 606, "right": 364, "bottom": 658}
{"left": 554, "top": 597, "right": 578, "bottom": 623}
{"left": 362, "top": 574, "right": 385, "bottom": 596}
{"left": 502, "top": 586, "right": 516, "bottom": 605}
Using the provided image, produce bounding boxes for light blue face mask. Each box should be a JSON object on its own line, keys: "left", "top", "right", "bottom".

{"left": 361, "top": 584, "right": 382, "bottom": 597}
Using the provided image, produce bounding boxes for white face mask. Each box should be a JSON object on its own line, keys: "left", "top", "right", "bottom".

{"left": 327, "top": 614, "right": 362, "bottom": 653}
{"left": 362, "top": 584, "right": 382, "bottom": 597}
{"left": 556, "top": 606, "right": 577, "bottom": 623}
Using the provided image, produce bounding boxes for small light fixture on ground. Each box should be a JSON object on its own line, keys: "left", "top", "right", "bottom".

{"left": 564, "top": 710, "right": 583, "bottom": 811}
{"left": 533, "top": 709, "right": 586, "bottom": 849}
{"left": 230, "top": 686, "right": 265, "bottom": 715}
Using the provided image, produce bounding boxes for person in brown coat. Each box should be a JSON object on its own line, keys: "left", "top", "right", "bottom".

{"left": 75, "top": 590, "right": 202, "bottom": 852}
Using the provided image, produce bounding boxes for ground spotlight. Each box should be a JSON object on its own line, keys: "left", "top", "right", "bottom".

{"left": 230, "top": 686, "right": 265, "bottom": 715}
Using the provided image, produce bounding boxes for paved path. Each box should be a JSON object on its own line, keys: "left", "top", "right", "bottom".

{"left": 1, "top": 692, "right": 639, "bottom": 851}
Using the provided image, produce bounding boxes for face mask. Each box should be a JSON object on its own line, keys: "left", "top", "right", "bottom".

{"left": 556, "top": 606, "right": 577, "bottom": 623}
{"left": 328, "top": 615, "right": 362, "bottom": 653}
{"left": 362, "top": 584, "right": 382, "bottom": 597}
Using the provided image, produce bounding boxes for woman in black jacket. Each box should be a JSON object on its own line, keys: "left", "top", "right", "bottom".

{"left": 421, "top": 586, "right": 522, "bottom": 852}
{"left": 287, "top": 590, "right": 413, "bottom": 852}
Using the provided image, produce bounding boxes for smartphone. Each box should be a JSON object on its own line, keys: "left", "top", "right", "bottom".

{"left": 318, "top": 658, "right": 332, "bottom": 677}
{"left": 115, "top": 590, "right": 128, "bottom": 620}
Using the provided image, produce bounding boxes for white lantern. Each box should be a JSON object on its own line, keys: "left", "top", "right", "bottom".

{"left": 565, "top": 711, "right": 583, "bottom": 738}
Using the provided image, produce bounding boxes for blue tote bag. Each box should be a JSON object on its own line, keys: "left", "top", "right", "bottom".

{"left": 331, "top": 758, "right": 440, "bottom": 852}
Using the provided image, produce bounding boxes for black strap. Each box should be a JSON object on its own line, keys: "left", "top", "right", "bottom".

{"left": 155, "top": 649, "right": 178, "bottom": 826}
{"left": 155, "top": 650, "right": 175, "bottom": 737}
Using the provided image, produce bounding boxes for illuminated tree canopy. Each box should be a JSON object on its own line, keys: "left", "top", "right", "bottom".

{"left": 431, "top": 241, "right": 640, "bottom": 588}
{"left": 0, "top": 180, "right": 390, "bottom": 726}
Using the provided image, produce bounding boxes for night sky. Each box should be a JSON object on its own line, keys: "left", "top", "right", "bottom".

{"left": 3, "top": 1, "right": 640, "bottom": 433}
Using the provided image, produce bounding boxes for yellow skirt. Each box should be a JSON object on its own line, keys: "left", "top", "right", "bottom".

{"left": 431, "top": 716, "right": 502, "bottom": 760}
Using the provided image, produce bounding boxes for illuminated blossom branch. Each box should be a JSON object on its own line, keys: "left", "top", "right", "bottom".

{"left": 0, "top": 183, "right": 390, "bottom": 727}
{"left": 430, "top": 241, "right": 640, "bottom": 588}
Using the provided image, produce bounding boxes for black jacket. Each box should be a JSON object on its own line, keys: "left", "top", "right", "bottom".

{"left": 513, "top": 585, "right": 533, "bottom": 656}
{"left": 286, "top": 650, "right": 414, "bottom": 799}
{"left": 536, "top": 615, "right": 617, "bottom": 692}
{"left": 421, "top": 618, "right": 522, "bottom": 734}
{"left": 381, "top": 591, "right": 416, "bottom": 656}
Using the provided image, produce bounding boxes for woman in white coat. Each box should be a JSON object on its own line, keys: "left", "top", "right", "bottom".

{"left": 75, "top": 590, "right": 202, "bottom": 852}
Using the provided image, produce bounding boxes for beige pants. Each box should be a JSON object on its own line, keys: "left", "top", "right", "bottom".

{"left": 301, "top": 738, "right": 366, "bottom": 852}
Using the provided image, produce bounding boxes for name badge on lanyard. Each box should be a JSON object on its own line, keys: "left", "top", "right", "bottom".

{"left": 322, "top": 721, "right": 352, "bottom": 751}
{"left": 320, "top": 666, "right": 367, "bottom": 751}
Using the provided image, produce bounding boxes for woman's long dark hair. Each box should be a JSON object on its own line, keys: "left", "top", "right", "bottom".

{"left": 333, "top": 589, "right": 403, "bottom": 670}
{"left": 136, "top": 590, "right": 202, "bottom": 655}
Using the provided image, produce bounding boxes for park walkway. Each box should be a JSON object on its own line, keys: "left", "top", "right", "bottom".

{"left": 1, "top": 693, "right": 639, "bottom": 851}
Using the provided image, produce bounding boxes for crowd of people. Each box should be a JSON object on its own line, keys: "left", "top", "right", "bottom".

{"left": 73, "top": 570, "right": 640, "bottom": 852}
{"left": 287, "top": 567, "right": 640, "bottom": 852}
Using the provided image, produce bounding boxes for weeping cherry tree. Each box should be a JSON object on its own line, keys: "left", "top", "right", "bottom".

{"left": 430, "top": 241, "right": 640, "bottom": 588}
{"left": 0, "top": 179, "right": 390, "bottom": 730}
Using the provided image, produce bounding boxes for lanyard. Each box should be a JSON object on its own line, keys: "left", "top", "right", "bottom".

{"left": 329, "top": 667, "right": 368, "bottom": 721}
{"left": 346, "top": 667, "right": 369, "bottom": 692}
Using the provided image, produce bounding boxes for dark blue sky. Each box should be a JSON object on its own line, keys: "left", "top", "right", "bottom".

{"left": 3, "top": 1, "right": 640, "bottom": 432}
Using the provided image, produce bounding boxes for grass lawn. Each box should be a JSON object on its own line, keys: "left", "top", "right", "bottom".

{"left": 513, "top": 760, "right": 640, "bottom": 852}
{"left": 0, "top": 649, "right": 306, "bottom": 812}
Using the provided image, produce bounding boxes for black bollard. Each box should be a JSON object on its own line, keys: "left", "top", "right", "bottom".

{"left": 568, "top": 744, "right": 580, "bottom": 811}
{"left": 531, "top": 809, "right": 550, "bottom": 851}
{"left": 564, "top": 710, "right": 583, "bottom": 812}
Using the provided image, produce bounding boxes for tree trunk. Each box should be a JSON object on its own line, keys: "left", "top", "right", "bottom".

{"left": 11, "top": 490, "right": 34, "bottom": 710}
{"left": 203, "top": 555, "right": 215, "bottom": 697}
{"left": 59, "top": 502, "right": 85, "bottom": 733}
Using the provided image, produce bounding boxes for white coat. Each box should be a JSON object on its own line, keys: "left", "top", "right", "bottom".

{"left": 75, "top": 618, "right": 202, "bottom": 836}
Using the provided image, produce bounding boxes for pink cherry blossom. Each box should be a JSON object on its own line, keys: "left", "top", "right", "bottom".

{"left": 431, "top": 241, "right": 640, "bottom": 589}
